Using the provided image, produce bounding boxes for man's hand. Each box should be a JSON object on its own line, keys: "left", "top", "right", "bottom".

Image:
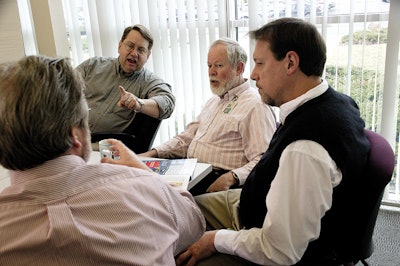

{"left": 206, "top": 172, "right": 237, "bottom": 193}
{"left": 100, "top": 139, "right": 151, "bottom": 171}
{"left": 138, "top": 149, "right": 158, "bottom": 158}
{"left": 117, "top": 85, "right": 140, "bottom": 110}
{"left": 176, "top": 231, "right": 218, "bottom": 266}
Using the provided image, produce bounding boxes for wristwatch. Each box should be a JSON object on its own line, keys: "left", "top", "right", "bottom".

{"left": 231, "top": 171, "right": 240, "bottom": 186}
{"left": 134, "top": 97, "right": 145, "bottom": 113}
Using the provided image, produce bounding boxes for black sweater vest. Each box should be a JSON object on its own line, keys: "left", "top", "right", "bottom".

{"left": 239, "top": 87, "right": 370, "bottom": 262}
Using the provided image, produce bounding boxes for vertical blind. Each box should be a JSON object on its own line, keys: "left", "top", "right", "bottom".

{"left": 60, "top": 0, "right": 230, "bottom": 145}
{"left": 17, "top": 0, "right": 399, "bottom": 205}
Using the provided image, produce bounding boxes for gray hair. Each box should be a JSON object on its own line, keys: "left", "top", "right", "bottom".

{"left": 0, "top": 55, "right": 89, "bottom": 170}
{"left": 209, "top": 37, "right": 247, "bottom": 72}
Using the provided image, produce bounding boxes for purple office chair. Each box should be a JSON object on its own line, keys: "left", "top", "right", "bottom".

{"left": 355, "top": 129, "right": 395, "bottom": 265}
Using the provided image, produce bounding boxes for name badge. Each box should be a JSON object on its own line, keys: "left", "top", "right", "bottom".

{"left": 223, "top": 95, "right": 238, "bottom": 114}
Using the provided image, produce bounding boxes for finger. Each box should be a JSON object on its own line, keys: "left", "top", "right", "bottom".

{"left": 206, "top": 182, "right": 217, "bottom": 193}
{"left": 175, "top": 251, "right": 192, "bottom": 266}
{"left": 118, "top": 86, "right": 127, "bottom": 107}
{"left": 118, "top": 86, "right": 127, "bottom": 96}
{"left": 125, "top": 96, "right": 133, "bottom": 107}
{"left": 100, "top": 157, "right": 117, "bottom": 164}
{"left": 107, "top": 139, "right": 126, "bottom": 150}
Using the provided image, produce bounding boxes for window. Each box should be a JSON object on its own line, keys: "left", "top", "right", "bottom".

{"left": 233, "top": 0, "right": 399, "bottom": 206}
{"left": 18, "top": 0, "right": 400, "bottom": 206}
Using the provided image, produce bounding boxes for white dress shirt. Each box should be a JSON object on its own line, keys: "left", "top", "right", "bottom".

{"left": 0, "top": 155, "right": 205, "bottom": 266}
{"left": 214, "top": 80, "right": 343, "bottom": 265}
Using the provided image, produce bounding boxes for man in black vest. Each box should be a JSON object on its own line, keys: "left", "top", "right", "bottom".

{"left": 176, "top": 18, "right": 370, "bottom": 266}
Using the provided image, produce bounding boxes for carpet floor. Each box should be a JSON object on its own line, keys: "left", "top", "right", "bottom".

{"left": 356, "top": 206, "right": 400, "bottom": 266}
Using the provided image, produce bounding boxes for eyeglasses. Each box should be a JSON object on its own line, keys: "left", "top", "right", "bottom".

{"left": 122, "top": 42, "right": 148, "bottom": 55}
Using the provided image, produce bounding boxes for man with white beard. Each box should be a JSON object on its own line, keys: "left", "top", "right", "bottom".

{"left": 140, "top": 38, "right": 277, "bottom": 195}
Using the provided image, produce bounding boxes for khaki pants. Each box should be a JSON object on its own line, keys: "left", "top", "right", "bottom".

{"left": 194, "top": 188, "right": 242, "bottom": 231}
{"left": 193, "top": 189, "right": 257, "bottom": 266}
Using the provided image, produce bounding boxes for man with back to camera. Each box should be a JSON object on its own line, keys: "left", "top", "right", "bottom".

{"left": 0, "top": 55, "right": 205, "bottom": 265}
{"left": 76, "top": 24, "right": 175, "bottom": 134}
{"left": 176, "top": 18, "right": 370, "bottom": 266}
{"left": 139, "top": 37, "right": 277, "bottom": 196}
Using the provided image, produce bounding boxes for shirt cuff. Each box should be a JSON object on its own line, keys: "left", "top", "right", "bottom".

{"left": 231, "top": 168, "right": 249, "bottom": 186}
{"left": 214, "top": 229, "right": 238, "bottom": 255}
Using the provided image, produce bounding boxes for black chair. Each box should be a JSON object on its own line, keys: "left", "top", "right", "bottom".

{"left": 91, "top": 112, "right": 161, "bottom": 154}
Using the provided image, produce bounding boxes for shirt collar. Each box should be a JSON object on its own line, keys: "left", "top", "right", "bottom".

{"left": 279, "top": 79, "right": 328, "bottom": 124}
{"left": 9, "top": 155, "right": 86, "bottom": 185}
{"left": 222, "top": 79, "right": 251, "bottom": 101}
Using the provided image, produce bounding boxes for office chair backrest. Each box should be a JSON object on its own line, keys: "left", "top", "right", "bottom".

{"left": 91, "top": 112, "right": 161, "bottom": 153}
{"left": 300, "top": 129, "right": 395, "bottom": 265}
{"left": 355, "top": 129, "right": 395, "bottom": 263}
{"left": 123, "top": 112, "right": 161, "bottom": 153}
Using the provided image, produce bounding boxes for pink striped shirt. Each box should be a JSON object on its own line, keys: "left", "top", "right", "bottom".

{"left": 0, "top": 155, "right": 205, "bottom": 265}
{"left": 156, "top": 80, "right": 276, "bottom": 184}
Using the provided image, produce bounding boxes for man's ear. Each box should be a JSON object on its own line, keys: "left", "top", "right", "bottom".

{"left": 236, "top": 61, "right": 245, "bottom": 75}
{"left": 71, "top": 127, "right": 82, "bottom": 148}
{"left": 288, "top": 56, "right": 293, "bottom": 69}
{"left": 286, "top": 51, "right": 299, "bottom": 73}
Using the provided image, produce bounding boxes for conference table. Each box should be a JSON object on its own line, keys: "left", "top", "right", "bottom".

{"left": 0, "top": 151, "right": 212, "bottom": 191}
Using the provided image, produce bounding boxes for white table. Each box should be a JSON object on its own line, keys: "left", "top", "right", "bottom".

{"left": 0, "top": 152, "right": 212, "bottom": 191}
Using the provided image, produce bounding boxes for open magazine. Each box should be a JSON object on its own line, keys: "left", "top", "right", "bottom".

{"left": 143, "top": 158, "right": 198, "bottom": 190}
